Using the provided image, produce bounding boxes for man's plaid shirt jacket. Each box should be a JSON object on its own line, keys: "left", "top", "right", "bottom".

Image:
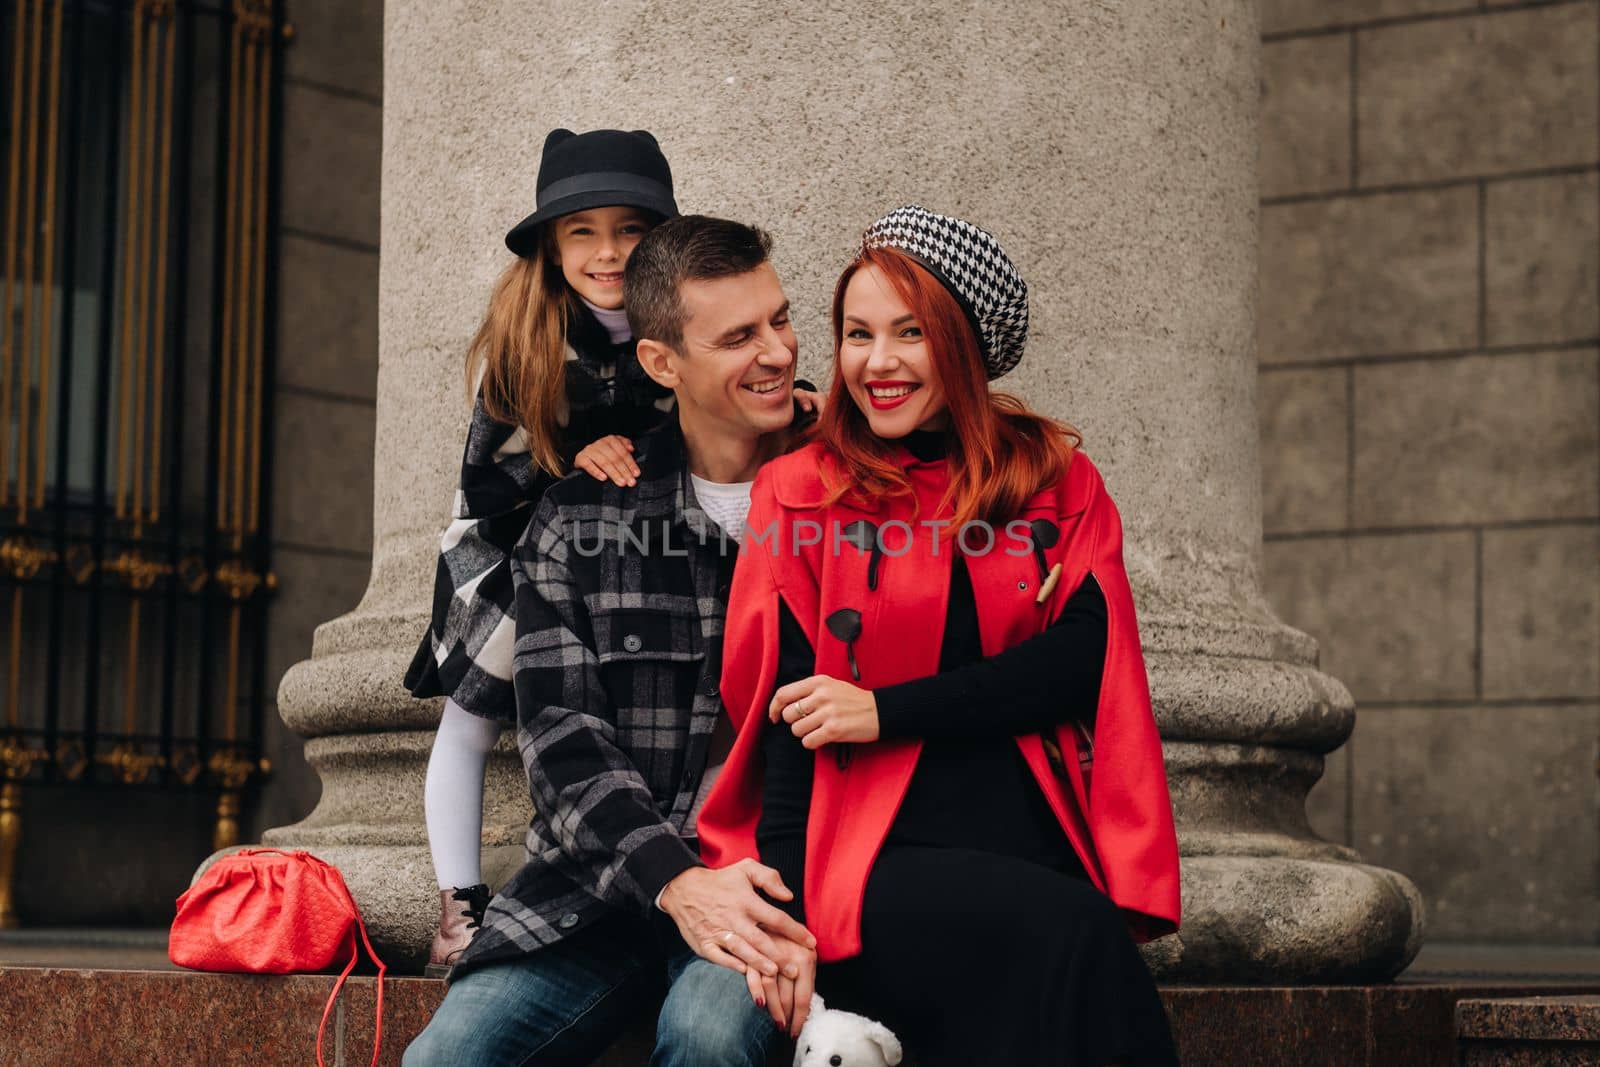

{"left": 454, "top": 414, "right": 743, "bottom": 974}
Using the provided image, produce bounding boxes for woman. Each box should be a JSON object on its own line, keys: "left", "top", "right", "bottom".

{"left": 697, "top": 206, "right": 1181, "bottom": 1065}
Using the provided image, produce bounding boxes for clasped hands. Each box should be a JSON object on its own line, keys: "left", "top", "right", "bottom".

{"left": 659, "top": 677, "right": 875, "bottom": 1035}
{"left": 659, "top": 860, "right": 817, "bottom": 1037}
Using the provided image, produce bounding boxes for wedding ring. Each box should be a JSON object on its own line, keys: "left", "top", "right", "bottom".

{"left": 722, "top": 930, "right": 736, "bottom": 945}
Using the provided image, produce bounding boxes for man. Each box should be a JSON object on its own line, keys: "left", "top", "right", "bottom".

{"left": 405, "top": 217, "right": 816, "bottom": 1066}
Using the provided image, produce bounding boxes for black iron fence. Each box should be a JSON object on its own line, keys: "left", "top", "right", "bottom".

{"left": 0, "top": 0, "right": 285, "bottom": 927}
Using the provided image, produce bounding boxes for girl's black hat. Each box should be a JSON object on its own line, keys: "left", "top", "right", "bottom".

{"left": 505, "top": 129, "right": 678, "bottom": 257}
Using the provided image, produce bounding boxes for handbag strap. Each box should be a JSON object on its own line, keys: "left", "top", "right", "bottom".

{"left": 314, "top": 903, "right": 387, "bottom": 1067}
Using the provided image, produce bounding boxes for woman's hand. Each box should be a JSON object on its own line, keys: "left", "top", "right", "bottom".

{"left": 793, "top": 386, "right": 825, "bottom": 416}
{"left": 769, "top": 675, "right": 880, "bottom": 748}
{"left": 573, "top": 434, "right": 639, "bottom": 486}
{"left": 744, "top": 933, "right": 817, "bottom": 1037}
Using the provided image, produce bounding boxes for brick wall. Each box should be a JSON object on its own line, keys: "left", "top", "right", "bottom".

{"left": 1258, "top": 0, "right": 1600, "bottom": 943}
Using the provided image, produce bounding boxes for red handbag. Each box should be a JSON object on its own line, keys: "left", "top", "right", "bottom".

{"left": 169, "top": 848, "right": 386, "bottom": 1067}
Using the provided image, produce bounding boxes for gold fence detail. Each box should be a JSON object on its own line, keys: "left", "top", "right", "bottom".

{"left": 2, "top": 0, "right": 65, "bottom": 525}
{"left": 0, "top": 1, "right": 66, "bottom": 930}
{"left": 114, "top": 0, "right": 178, "bottom": 533}
{"left": 0, "top": 0, "right": 286, "bottom": 929}
{"left": 218, "top": 0, "right": 273, "bottom": 551}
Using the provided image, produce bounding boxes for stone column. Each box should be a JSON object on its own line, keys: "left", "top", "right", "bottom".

{"left": 266, "top": 0, "right": 1422, "bottom": 980}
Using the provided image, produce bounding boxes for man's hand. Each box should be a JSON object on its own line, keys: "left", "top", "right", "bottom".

{"left": 658, "top": 860, "right": 816, "bottom": 980}
{"left": 741, "top": 932, "right": 817, "bottom": 1038}
{"left": 769, "top": 674, "right": 880, "bottom": 747}
{"left": 573, "top": 434, "right": 639, "bottom": 486}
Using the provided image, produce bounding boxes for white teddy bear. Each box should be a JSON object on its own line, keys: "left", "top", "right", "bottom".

{"left": 792, "top": 994, "right": 904, "bottom": 1067}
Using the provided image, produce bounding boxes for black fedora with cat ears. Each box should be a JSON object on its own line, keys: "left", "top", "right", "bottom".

{"left": 504, "top": 128, "right": 679, "bottom": 257}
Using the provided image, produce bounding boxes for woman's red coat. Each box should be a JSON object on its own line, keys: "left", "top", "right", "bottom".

{"left": 696, "top": 441, "right": 1180, "bottom": 962}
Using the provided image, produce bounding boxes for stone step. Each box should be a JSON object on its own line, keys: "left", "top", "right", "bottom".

{"left": 5, "top": 966, "right": 1600, "bottom": 1065}
{"left": 1456, "top": 995, "right": 1600, "bottom": 1065}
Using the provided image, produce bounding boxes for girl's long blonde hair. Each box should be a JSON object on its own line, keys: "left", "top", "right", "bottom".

{"left": 466, "top": 231, "right": 580, "bottom": 478}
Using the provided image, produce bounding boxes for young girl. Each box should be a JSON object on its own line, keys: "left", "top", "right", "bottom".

{"left": 408, "top": 128, "right": 818, "bottom": 974}
{"left": 405, "top": 128, "right": 676, "bottom": 975}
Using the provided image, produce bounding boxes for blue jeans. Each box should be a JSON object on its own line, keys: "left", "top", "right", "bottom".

{"left": 403, "top": 914, "right": 779, "bottom": 1067}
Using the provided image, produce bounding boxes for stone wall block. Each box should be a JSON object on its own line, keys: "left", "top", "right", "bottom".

{"left": 1262, "top": 0, "right": 1472, "bottom": 36}
{"left": 1352, "top": 350, "right": 1600, "bottom": 526}
{"left": 1261, "top": 35, "right": 1351, "bottom": 198}
{"left": 1358, "top": 7, "right": 1600, "bottom": 185}
{"left": 1260, "top": 188, "right": 1478, "bottom": 362}
{"left": 1482, "top": 525, "right": 1600, "bottom": 700}
{"left": 270, "top": 391, "right": 377, "bottom": 555}
{"left": 277, "top": 236, "right": 380, "bottom": 401}
{"left": 281, "top": 85, "right": 381, "bottom": 247}
{"left": 1263, "top": 533, "right": 1477, "bottom": 702}
{"left": 1486, "top": 172, "right": 1600, "bottom": 347}
{"left": 284, "top": 0, "right": 383, "bottom": 99}
{"left": 1350, "top": 705, "right": 1600, "bottom": 942}
{"left": 1260, "top": 367, "right": 1348, "bottom": 533}
{"left": 267, "top": 548, "right": 373, "bottom": 705}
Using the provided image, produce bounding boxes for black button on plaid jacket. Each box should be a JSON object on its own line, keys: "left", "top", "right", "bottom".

{"left": 454, "top": 415, "right": 742, "bottom": 974}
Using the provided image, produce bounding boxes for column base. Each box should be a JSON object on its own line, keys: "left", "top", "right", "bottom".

{"left": 1146, "top": 856, "right": 1426, "bottom": 983}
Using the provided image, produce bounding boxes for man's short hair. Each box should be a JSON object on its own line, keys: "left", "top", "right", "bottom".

{"left": 624, "top": 215, "right": 774, "bottom": 350}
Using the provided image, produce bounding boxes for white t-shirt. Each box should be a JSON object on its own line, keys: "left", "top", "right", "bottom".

{"left": 689, "top": 473, "right": 755, "bottom": 543}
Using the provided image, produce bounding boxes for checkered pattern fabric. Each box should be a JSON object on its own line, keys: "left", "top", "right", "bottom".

{"left": 404, "top": 310, "right": 675, "bottom": 722}
{"left": 861, "top": 204, "right": 1030, "bottom": 380}
{"left": 453, "top": 417, "right": 740, "bottom": 972}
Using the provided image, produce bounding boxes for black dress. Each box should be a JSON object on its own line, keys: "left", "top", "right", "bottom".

{"left": 757, "top": 431, "right": 1177, "bottom": 1067}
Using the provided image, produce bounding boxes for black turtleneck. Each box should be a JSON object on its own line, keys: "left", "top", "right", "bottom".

{"left": 755, "top": 429, "right": 1103, "bottom": 922}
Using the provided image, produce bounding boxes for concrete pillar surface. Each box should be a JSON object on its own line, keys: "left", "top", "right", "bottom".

{"left": 265, "top": 0, "right": 1422, "bottom": 981}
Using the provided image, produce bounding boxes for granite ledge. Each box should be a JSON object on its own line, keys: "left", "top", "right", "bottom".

{"left": 1457, "top": 995, "right": 1600, "bottom": 1041}
{"left": 5, "top": 967, "right": 1600, "bottom": 1066}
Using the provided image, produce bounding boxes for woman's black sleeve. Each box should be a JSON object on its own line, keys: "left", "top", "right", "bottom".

{"left": 875, "top": 573, "right": 1108, "bottom": 741}
{"left": 754, "top": 598, "right": 817, "bottom": 924}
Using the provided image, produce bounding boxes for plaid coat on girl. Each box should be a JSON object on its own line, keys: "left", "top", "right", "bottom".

{"left": 404, "top": 309, "right": 676, "bottom": 721}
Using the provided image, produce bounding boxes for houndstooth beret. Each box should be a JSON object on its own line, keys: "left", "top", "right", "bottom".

{"left": 861, "top": 204, "right": 1030, "bottom": 380}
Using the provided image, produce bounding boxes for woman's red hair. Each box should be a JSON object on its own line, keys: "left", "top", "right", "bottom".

{"left": 816, "top": 247, "right": 1080, "bottom": 530}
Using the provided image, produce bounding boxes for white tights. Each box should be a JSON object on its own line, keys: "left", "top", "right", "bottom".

{"left": 424, "top": 698, "right": 504, "bottom": 890}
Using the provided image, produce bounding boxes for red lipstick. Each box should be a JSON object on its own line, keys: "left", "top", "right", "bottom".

{"left": 865, "top": 380, "right": 919, "bottom": 411}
